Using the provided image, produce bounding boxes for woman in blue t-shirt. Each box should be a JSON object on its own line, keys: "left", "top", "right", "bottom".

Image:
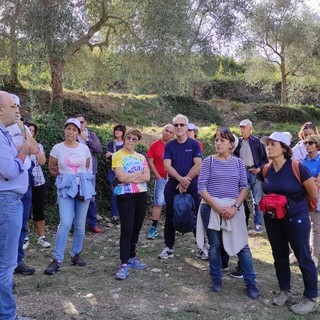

{"left": 260, "top": 132, "right": 318, "bottom": 316}
{"left": 302, "top": 134, "right": 320, "bottom": 268}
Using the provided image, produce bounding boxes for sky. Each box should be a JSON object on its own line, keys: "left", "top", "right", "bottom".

{"left": 306, "top": 0, "right": 320, "bottom": 12}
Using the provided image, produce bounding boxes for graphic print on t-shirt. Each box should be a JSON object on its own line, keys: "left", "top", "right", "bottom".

{"left": 65, "top": 153, "right": 84, "bottom": 173}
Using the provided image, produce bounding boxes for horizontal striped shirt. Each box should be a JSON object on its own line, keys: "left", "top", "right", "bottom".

{"left": 198, "top": 155, "right": 248, "bottom": 199}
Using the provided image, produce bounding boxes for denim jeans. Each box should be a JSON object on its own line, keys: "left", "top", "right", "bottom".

{"left": 0, "top": 192, "right": 23, "bottom": 319}
{"left": 264, "top": 215, "right": 318, "bottom": 298}
{"left": 153, "top": 178, "right": 167, "bottom": 206}
{"left": 17, "top": 185, "right": 32, "bottom": 265}
{"left": 247, "top": 171, "right": 263, "bottom": 226}
{"left": 86, "top": 175, "right": 99, "bottom": 227}
{"left": 107, "top": 170, "right": 119, "bottom": 218}
{"left": 53, "top": 196, "right": 90, "bottom": 263}
{"left": 200, "top": 203, "right": 257, "bottom": 286}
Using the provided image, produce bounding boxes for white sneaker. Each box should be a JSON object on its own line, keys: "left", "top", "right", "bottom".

{"left": 289, "top": 253, "right": 298, "bottom": 264}
{"left": 38, "top": 236, "right": 51, "bottom": 248}
{"left": 196, "top": 247, "right": 209, "bottom": 260}
{"left": 158, "top": 247, "right": 174, "bottom": 260}
{"left": 312, "top": 256, "right": 318, "bottom": 268}
{"left": 290, "top": 296, "right": 318, "bottom": 315}
{"left": 23, "top": 237, "right": 30, "bottom": 250}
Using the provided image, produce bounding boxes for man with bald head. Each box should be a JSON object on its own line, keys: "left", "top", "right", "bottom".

{"left": 146, "top": 124, "right": 174, "bottom": 239}
{"left": 0, "top": 91, "right": 33, "bottom": 319}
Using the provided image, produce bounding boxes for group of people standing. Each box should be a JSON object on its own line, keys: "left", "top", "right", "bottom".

{"left": 0, "top": 85, "right": 319, "bottom": 319}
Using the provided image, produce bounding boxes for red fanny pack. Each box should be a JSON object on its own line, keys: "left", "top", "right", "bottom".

{"left": 259, "top": 193, "right": 288, "bottom": 219}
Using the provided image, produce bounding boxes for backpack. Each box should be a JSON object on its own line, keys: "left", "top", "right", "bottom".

{"left": 262, "top": 160, "right": 317, "bottom": 211}
{"left": 173, "top": 193, "right": 196, "bottom": 234}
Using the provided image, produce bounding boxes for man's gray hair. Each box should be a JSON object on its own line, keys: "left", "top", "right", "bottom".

{"left": 173, "top": 114, "right": 189, "bottom": 125}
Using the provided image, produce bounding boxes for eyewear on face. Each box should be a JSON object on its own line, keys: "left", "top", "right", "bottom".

{"left": 165, "top": 129, "right": 174, "bottom": 134}
{"left": 126, "top": 136, "right": 138, "bottom": 142}
{"left": 80, "top": 120, "right": 85, "bottom": 124}
{"left": 174, "top": 123, "right": 187, "bottom": 128}
{"left": 304, "top": 141, "right": 315, "bottom": 146}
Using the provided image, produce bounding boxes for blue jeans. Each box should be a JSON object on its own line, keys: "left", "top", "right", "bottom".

{"left": 0, "top": 192, "right": 23, "bottom": 319}
{"left": 107, "top": 170, "right": 119, "bottom": 218}
{"left": 17, "top": 185, "right": 32, "bottom": 265}
{"left": 153, "top": 178, "right": 167, "bottom": 206}
{"left": 264, "top": 215, "right": 318, "bottom": 298}
{"left": 53, "top": 196, "right": 90, "bottom": 263}
{"left": 247, "top": 171, "right": 263, "bottom": 226}
{"left": 200, "top": 203, "right": 256, "bottom": 286}
{"left": 86, "top": 175, "right": 99, "bottom": 227}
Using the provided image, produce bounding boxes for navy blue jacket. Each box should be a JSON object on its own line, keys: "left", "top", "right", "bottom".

{"left": 233, "top": 135, "right": 268, "bottom": 172}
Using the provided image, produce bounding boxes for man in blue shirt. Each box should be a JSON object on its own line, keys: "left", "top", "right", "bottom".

{"left": 158, "top": 114, "right": 202, "bottom": 259}
{"left": 0, "top": 90, "right": 33, "bottom": 320}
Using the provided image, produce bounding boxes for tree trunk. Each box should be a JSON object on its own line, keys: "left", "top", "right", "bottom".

{"left": 280, "top": 56, "right": 287, "bottom": 106}
{"left": 49, "top": 56, "right": 65, "bottom": 110}
{"left": 8, "top": 0, "right": 21, "bottom": 88}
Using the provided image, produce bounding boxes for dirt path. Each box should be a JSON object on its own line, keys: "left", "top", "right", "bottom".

{"left": 15, "top": 218, "right": 319, "bottom": 320}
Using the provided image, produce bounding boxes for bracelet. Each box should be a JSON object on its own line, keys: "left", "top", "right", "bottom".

{"left": 232, "top": 204, "right": 240, "bottom": 210}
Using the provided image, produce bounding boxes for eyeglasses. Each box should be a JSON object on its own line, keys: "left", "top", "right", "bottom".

{"left": 126, "top": 135, "right": 138, "bottom": 142}
{"left": 304, "top": 141, "right": 316, "bottom": 146}
{"left": 80, "top": 121, "right": 85, "bottom": 124}
{"left": 165, "top": 129, "right": 174, "bottom": 134}
{"left": 174, "top": 123, "right": 187, "bottom": 128}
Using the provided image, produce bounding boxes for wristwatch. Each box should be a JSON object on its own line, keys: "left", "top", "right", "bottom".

{"left": 232, "top": 203, "right": 240, "bottom": 210}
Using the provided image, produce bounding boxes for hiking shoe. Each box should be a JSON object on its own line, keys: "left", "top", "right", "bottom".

{"left": 273, "top": 290, "right": 291, "bottom": 306}
{"left": 230, "top": 266, "right": 243, "bottom": 279}
{"left": 44, "top": 259, "right": 61, "bottom": 275}
{"left": 222, "top": 267, "right": 230, "bottom": 272}
{"left": 71, "top": 254, "right": 86, "bottom": 267}
{"left": 247, "top": 284, "right": 260, "bottom": 299}
{"left": 89, "top": 226, "right": 104, "bottom": 233}
{"left": 14, "top": 262, "right": 35, "bottom": 275}
{"left": 112, "top": 216, "right": 120, "bottom": 225}
{"left": 254, "top": 224, "right": 263, "bottom": 234}
{"left": 289, "top": 253, "right": 298, "bottom": 264}
{"left": 211, "top": 279, "right": 222, "bottom": 292}
{"left": 290, "top": 296, "right": 318, "bottom": 315}
{"left": 38, "top": 236, "right": 51, "bottom": 248}
{"left": 115, "top": 264, "right": 129, "bottom": 280}
{"left": 158, "top": 247, "right": 174, "bottom": 260}
{"left": 196, "top": 247, "right": 209, "bottom": 260}
{"left": 147, "top": 226, "right": 158, "bottom": 239}
{"left": 23, "top": 237, "right": 30, "bottom": 250}
{"left": 128, "top": 257, "right": 147, "bottom": 269}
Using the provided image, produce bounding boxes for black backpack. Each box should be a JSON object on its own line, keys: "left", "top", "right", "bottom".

{"left": 173, "top": 194, "right": 196, "bottom": 234}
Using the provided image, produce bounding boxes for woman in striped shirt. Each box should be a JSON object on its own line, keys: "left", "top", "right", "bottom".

{"left": 197, "top": 128, "right": 259, "bottom": 299}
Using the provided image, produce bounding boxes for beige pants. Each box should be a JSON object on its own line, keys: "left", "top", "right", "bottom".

{"left": 310, "top": 211, "right": 320, "bottom": 257}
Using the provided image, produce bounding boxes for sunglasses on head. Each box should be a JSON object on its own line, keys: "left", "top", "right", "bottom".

{"left": 304, "top": 141, "right": 316, "bottom": 146}
{"left": 174, "top": 123, "right": 187, "bottom": 128}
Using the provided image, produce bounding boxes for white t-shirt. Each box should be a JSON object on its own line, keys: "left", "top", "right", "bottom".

{"left": 7, "top": 123, "right": 32, "bottom": 169}
{"left": 50, "top": 142, "right": 91, "bottom": 175}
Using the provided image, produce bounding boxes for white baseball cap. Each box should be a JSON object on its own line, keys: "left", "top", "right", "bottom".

{"left": 65, "top": 118, "right": 81, "bottom": 133}
{"left": 239, "top": 119, "right": 252, "bottom": 126}
{"left": 11, "top": 94, "right": 20, "bottom": 106}
{"left": 188, "top": 123, "right": 197, "bottom": 131}
{"left": 260, "top": 132, "right": 291, "bottom": 147}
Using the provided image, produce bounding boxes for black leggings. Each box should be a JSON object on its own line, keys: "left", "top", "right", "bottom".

{"left": 31, "top": 184, "right": 46, "bottom": 221}
{"left": 117, "top": 192, "right": 148, "bottom": 264}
